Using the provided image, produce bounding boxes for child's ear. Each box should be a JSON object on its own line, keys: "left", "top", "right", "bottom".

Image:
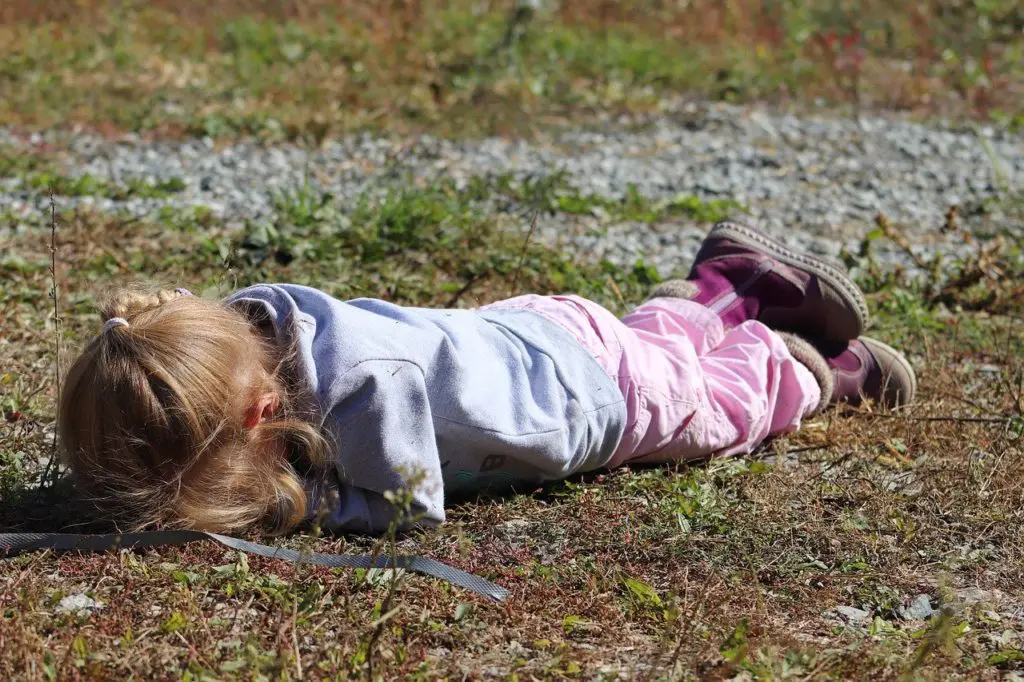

{"left": 245, "top": 393, "right": 280, "bottom": 429}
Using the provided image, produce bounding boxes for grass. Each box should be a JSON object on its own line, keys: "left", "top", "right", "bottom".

{"left": 0, "top": 2, "right": 1022, "bottom": 670}
{"left": 23, "top": 171, "right": 186, "bottom": 200}
{"left": 471, "top": 172, "right": 746, "bottom": 225}
{"left": 1, "top": 144, "right": 188, "bottom": 200}
{"left": 0, "top": 1, "right": 1022, "bottom": 139}
{"left": 1, "top": 164, "right": 1023, "bottom": 678}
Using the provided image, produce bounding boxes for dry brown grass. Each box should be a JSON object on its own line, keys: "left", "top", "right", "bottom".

{"left": 1, "top": 336, "right": 1021, "bottom": 679}
{"left": 1, "top": 178, "right": 1022, "bottom": 677}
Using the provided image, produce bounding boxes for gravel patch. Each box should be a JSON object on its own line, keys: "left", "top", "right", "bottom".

{"left": 2, "top": 103, "right": 1021, "bottom": 276}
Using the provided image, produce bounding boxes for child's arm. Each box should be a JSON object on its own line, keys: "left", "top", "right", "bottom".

{"left": 310, "top": 483, "right": 431, "bottom": 534}
{"left": 319, "top": 359, "right": 445, "bottom": 534}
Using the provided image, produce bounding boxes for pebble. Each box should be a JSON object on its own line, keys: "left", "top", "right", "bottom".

{"left": 833, "top": 605, "right": 871, "bottom": 624}
{"left": 55, "top": 594, "right": 104, "bottom": 614}
{"left": 1, "top": 102, "right": 1021, "bottom": 276}
{"left": 957, "top": 586, "right": 1003, "bottom": 605}
{"left": 898, "top": 594, "right": 936, "bottom": 621}
{"left": 495, "top": 518, "right": 532, "bottom": 542}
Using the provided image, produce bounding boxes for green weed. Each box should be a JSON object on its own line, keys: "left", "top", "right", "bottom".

{"left": 0, "top": 1, "right": 1021, "bottom": 138}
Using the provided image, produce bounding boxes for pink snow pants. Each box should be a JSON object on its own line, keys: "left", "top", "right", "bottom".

{"left": 487, "top": 295, "right": 820, "bottom": 466}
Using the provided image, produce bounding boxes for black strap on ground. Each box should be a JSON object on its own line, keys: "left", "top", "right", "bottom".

{"left": 0, "top": 531, "right": 508, "bottom": 602}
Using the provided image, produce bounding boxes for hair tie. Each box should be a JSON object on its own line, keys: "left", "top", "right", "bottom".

{"left": 175, "top": 288, "right": 193, "bottom": 296}
{"left": 103, "top": 317, "right": 130, "bottom": 333}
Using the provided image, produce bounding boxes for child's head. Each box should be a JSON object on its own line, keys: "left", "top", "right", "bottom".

{"left": 59, "top": 289, "right": 327, "bottom": 534}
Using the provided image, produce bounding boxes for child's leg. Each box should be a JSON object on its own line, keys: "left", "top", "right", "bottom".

{"left": 606, "top": 297, "right": 822, "bottom": 466}
{"left": 482, "top": 294, "right": 823, "bottom": 467}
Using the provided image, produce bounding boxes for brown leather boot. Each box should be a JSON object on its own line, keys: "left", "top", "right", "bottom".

{"left": 778, "top": 333, "right": 917, "bottom": 410}
{"left": 650, "top": 220, "right": 869, "bottom": 342}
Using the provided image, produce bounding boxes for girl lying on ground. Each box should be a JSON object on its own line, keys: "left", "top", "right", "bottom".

{"left": 58, "top": 221, "right": 916, "bottom": 534}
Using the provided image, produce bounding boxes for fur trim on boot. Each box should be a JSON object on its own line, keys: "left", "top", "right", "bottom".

{"left": 776, "top": 332, "right": 833, "bottom": 415}
{"left": 647, "top": 279, "right": 699, "bottom": 301}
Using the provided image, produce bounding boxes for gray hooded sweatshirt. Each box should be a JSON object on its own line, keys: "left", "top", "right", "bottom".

{"left": 226, "top": 284, "right": 627, "bottom": 533}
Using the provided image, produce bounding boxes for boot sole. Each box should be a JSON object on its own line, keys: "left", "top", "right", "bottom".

{"left": 707, "top": 220, "right": 869, "bottom": 340}
{"left": 860, "top": 336, "right": 917, "bottom": 408}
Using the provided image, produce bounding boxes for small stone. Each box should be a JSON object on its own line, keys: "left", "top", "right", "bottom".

{"left": 833, "top": 605, "right": 871, "bottom": 624}
{"left": 898, "top": 594, "right": 935, "bottom": 621}
{"left": 957, "top": 587, "right": 997, "bottom": 605}
{"left": 494, "top": 519, "right": 532, "bottom": 547}
{"left": 506, "top": 640, "right": 529, "bottom": 657}
{"left": 56, "top": 594, "right": 104, "bottom": 614}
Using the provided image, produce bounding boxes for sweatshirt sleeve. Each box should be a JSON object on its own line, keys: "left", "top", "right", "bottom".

{"left": 319, "top": 359, "right": 445, "bottom": 534}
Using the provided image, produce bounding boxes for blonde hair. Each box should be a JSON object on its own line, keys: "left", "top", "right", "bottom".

{"left": 58, "top": 288, "right": 329, "bottom": 534}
